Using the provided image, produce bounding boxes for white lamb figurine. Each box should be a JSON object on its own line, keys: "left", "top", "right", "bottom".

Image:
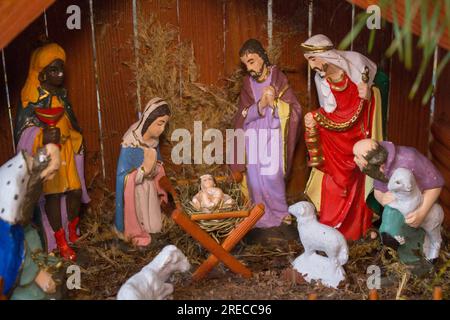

{"left": 117, "top": 245, "right": 190, "bottom": 300}
{"left": 288, "top": 201, "right": 348, "bottom": 288}
{"left": 387, "top": 168, "right": 444, "bottom": 261}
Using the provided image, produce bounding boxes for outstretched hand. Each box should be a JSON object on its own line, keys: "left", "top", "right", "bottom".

{"left": 357, "top": 82, "right": 371, "bottom": 100}
{"left": 40, "top": 143, "right": 61, "bottom": 181}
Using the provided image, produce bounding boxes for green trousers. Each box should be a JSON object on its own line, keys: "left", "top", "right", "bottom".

{"left": 379, "top": 206, "right": 425, "bottom": 264}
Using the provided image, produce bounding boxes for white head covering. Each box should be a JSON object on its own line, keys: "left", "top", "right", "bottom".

{"left": 121, "top": 97, "right": 170, "bottom": 148}
{"left": 302, "top": 34, "right": 377, "bottom": 113}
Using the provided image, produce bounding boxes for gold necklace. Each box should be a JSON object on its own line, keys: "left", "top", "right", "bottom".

{"left": 313, "top": 98, "right": 365, "bottom": 131}
{"left": 329, "top": 77, "right": 349, "bottom": 92}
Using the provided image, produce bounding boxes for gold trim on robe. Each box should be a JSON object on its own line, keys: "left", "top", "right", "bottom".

{"left": 305, "top": 86, "right": 383, "bottom": 213}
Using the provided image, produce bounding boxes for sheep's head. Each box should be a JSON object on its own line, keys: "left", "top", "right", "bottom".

{"left": 288, "top": 201, "right": 316, "bottom": 220}
{"left": 388, "top": 168, "right": 416, "bottom": 194}
{"left": 152, "top": 245, "right": 191, "bottom": 276}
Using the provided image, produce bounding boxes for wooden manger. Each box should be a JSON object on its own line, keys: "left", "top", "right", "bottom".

{"left": 159, "top": 171, "right": 265, "bottom": 281}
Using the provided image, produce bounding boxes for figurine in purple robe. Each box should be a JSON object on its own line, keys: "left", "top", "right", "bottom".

{"left": 353, "top": 139, "right": 445, "bottom": 263}
{"left": 230, "top": 39, "right": 302, "bottom": 231}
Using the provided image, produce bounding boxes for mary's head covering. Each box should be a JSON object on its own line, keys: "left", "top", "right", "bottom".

{"left": 301, "top": 34, "right": 377, "bottom": 113}
{"left": 121, "top": 97, "right": 170, "bottom": 148}
{"left": 21, "top": 43, "right": 66, "bottom": 107}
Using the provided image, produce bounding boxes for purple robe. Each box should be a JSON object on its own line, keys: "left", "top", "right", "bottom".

{"left": 17, "top": 127, "right": 90, "bottom": 252}
{"left": 243, "top": 72, "right": 287, "bottom": 228}
{"left": 374, "top": 141, "right": 445, "bottom": 192}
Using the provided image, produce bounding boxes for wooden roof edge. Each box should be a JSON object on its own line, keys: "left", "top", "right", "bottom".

{"left": 0, "top": 0, "right": 56, "bottom": 50}
{"left": 348, "top": 0, "right": 449, "bottom": 51}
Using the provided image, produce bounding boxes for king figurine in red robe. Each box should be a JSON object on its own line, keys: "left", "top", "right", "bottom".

{"left": 301, "top": 34, "right": 384, "bottom": 241}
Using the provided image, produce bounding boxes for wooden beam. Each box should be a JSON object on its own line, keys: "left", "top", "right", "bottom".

{"left": 0, "top": 0, "right": 56, "bottom": 50}
{"left": 348, "top": 0, "right": 450, "bottom": 51}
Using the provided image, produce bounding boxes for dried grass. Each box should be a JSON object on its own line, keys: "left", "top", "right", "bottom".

{"left": 131, "top": 15, "right": 241, "bottom": 179}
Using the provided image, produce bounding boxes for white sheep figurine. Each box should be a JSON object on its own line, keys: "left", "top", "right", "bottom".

{"left": 288, "top": 201, "right": 348, "bottom": 288}
{"left": 117, "top": 245, "right": 191, "bottom": 300}
{"left": 387, "top": 168, "right": 444, "bottom": 261}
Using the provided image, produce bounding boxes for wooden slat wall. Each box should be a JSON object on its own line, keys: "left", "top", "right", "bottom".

{"left": 178, "top": 0, "right": 224, "bottom": 86}
{"left": 352, "top": 7, "right": 392, "bottom": 72}
{"left": 46, "top": 0, "right": 101, "bottom": 184}
{"left": 0, "top": 51, "right": 13, "bottom": 165}
{"left": 313, "top": 0, "right": 353, "bottom": 46}
{"left": 93, "top": 0, "right": 138, "bottom": 186}
{"left": 273, "top": 0, "right": 309, "bottom": 203}
{"left": 431, "top": 48, "right": 450, "bottom": 227}
{"left": 386, "top": 36, "right": 434, "bottom": 155}
{"left": 139, "top": 0, "right": 179, "bottom": 26}
{"left": 273, "top": 0, "right": 309, "bottom": 100}
{"left": 224, "top": 0, "right": 268, "bottom": 77}
{"left": 434, "top": 48, "right": 450, "bottom": 123}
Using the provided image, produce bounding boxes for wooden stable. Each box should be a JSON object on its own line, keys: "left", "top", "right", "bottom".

{"left": 0, "top": 0, "right": 449, "bottom": 225}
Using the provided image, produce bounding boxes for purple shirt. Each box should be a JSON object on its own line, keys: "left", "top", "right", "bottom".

{"left": 243, "top": 71, "right": 288, "bottom": 228}
{"left": 374, "top": 141, "right": 445, "bottom": 192}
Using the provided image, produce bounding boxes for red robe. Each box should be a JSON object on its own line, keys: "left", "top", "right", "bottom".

{"left": 312, "top": 73, "right": 375, "bottom": 240}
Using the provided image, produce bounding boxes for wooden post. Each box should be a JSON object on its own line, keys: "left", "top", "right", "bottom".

{"left": 432, "top": 286, "right": 443, "bottom": 300}
{"left": 368, "top": 288, "right": 379, "bottom": 300}
{"left": 308, "top": 293, "right": 318, "bottom": 300}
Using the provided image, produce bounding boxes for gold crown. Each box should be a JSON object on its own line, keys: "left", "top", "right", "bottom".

{"left": 300, "top": 42, "right": 334, "bottom": 54}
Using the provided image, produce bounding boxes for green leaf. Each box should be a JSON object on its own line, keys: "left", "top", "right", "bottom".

{"left": 387, "top": 6, "right": 404, "bottom": 62}
{"left": 403, "top": 0, "right": 413, "bottom": 69}
{"left": 435, "top": 51, "right": 450, "bottom": 79}
{"left": 421, "top": 83, "right": 434, "bottom": 105}
{"left": 409, "top": 52, "right": 433, "bottom": 100}
{"left": 418, "top": 1, "right": 429, "bottom": 47}
{"left": 338, "top": 12, "right": 370, "bottom": 50}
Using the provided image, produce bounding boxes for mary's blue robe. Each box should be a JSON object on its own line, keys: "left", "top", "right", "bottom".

{"left": 115, "top": 146, "right": 161, "bottom": 232}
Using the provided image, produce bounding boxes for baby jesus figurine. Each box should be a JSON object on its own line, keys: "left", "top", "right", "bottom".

{"left": 191, "top": 175, "right": 235, "bottom": 212}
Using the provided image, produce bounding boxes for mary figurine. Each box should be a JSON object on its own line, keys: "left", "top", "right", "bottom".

{"left": 115, "top": 98, "right": 171, "bottom": 246}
